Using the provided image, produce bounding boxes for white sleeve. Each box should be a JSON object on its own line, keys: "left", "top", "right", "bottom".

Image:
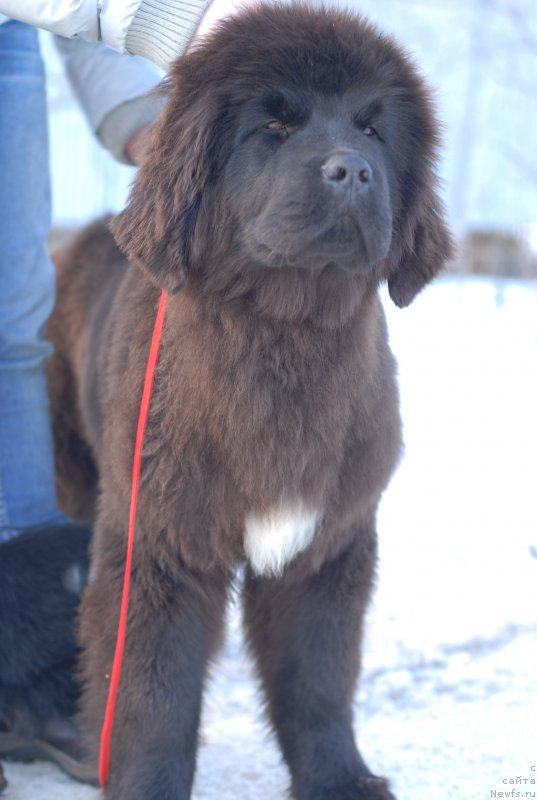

{"left": 0, "top": 0, "right": 141, "bottom": 52}
{"left": 54, "top": 35, "right": 162, "bottom": 163}
{"left": 0, "top": 0, "right": 252, "bottom": 69}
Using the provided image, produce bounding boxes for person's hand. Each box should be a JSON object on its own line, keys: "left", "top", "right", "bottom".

{"left": 126, "top": 1, "right": 261, "bottom": 168}
{"left": 125, "top": 123, "right": 154, "bottom": 166}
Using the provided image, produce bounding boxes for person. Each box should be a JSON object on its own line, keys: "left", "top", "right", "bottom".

{"left": 0, "top": 0, "right": 243, "bottom": 545}
{"left": 0, "top": 0, "right": 248, "bottom": 789}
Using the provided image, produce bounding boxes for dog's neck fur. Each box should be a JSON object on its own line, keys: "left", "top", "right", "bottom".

{"left": 191, "top": 255, "right": 378, "bottom": 329}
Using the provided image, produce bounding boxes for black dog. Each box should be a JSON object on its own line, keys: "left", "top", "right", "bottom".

{"left": 0, "top": 525, "right": 93, "bottom": 789}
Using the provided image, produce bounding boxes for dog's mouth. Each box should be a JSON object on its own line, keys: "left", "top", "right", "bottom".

{"left": 318, "top": 217, "right": 364, "bottom": 249}
{"left": 244, "top": 214, "right": 388, "bottom": 273}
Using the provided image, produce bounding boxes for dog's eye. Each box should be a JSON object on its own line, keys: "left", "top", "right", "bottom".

{"left": 354, "top": 115, "right": 381, "bottom": 139}
{"left": 265, "top": 119, "right": 287, "bottom": 132}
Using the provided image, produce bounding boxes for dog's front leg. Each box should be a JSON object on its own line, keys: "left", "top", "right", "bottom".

{"left": 243, "top": 528, "right": 396, "bottom": 800}
{"left": 78, "top": 520, "right": 228, "bottom": 800}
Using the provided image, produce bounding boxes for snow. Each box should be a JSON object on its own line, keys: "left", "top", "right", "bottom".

{"left": 3, "top": 275, "right": 537, "bottom": 799}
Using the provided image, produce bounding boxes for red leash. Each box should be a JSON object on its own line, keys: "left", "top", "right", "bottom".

{"left": 98, "top": 289, "right": 169, "bottom": 791}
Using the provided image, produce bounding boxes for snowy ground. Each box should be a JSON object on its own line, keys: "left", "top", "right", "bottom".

{"left": 3, "top": 275, "right": 537, "bottom": 799}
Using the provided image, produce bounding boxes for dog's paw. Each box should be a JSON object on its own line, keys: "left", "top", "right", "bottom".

{"left": 291, "top": 776, "right": 397, "bottom": 800}
{"left": 327, "top": 776, "right": 396, "bottom": 799}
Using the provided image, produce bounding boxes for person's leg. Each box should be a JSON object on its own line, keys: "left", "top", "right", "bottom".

{"left": 0, "top": 24, "right": 94, "bottom": 788}
{"left": 0, "top": 20, "right": 67, "bottom": 541}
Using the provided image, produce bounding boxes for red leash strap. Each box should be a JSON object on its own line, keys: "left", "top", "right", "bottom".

{"left": 98, "top": 289, "right": 169, "bottom": 791}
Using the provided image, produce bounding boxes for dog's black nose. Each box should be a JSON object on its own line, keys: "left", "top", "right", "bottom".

{"left": 321, "top": 152, "right": 372, "bottom": 191}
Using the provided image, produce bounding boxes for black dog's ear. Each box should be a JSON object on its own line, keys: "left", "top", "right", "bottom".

{"left": 110, "top": 86, "right": 222, "bottom": 294}
{"left": 387, "top": 192, "right": 454, "bottom": 308}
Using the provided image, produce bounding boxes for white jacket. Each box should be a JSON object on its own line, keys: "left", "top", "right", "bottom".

{"left": 0, "top": 0, "right": 221, "bottom": 69}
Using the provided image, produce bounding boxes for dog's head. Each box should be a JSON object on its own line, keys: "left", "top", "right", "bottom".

{"left": 112, "top": 3, "right": 453, "bottom": 314}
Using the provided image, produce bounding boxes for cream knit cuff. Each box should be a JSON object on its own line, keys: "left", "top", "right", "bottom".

{"left": 126, "top": 0, "right": 212, "bottom": 70}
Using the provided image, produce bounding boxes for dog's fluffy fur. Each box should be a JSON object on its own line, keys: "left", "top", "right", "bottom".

{"left": 47, "top": 5, "right": 453, "bottom": 798}
{"left": 0, "top": 527, "right": 89, "bottom": 726}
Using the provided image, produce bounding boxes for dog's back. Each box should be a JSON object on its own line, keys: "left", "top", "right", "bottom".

{"left": 47, "top": 217, "right": 128, "bottom": 520}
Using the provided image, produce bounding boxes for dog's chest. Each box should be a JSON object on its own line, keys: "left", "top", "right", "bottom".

{"left": 244, "top": 501, "right": 322, "bottom": 576}
{"left": 222, "top": 336, "right": 340, "bottom": 575}
{"left": 164, "top": 306, "right": 357, "bottom": 573}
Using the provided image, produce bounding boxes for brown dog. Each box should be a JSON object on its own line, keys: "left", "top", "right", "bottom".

{"left": 47, "top": 5, "right": 453, "bottom": 799}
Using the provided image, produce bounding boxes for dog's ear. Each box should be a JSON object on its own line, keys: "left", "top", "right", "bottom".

{"left": 387, "top": 190, "right": 454, "bottom": 309}
{"left": 110, "top": 86, "right": 224, "bottom": 294}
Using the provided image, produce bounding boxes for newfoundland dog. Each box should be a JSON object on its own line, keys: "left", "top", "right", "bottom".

{"left": 47, "top": 4, "right": 453, "bottom": 799}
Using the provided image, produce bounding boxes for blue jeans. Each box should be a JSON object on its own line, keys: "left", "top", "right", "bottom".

{"left": 0, "top": 21, "right": 66, "bottom": 542}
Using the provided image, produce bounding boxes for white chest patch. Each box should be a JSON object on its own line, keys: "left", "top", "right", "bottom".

{"left": 244, "top": 501, "right": 322, "bottom": 577}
